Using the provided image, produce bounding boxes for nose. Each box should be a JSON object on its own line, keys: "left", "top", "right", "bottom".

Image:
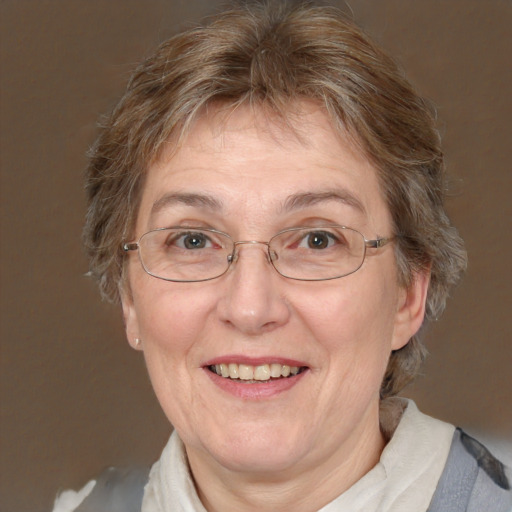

{"left": 217, "top": 242, "right": 290, "bottom": 335}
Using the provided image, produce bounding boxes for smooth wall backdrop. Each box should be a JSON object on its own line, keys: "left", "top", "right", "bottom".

{"left": 1, "top": 1, "right": 511, "bottom": 510}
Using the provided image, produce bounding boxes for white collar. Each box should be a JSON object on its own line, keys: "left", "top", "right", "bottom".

{"left": 142, "top": 399, "right": 455, "bottom": 512}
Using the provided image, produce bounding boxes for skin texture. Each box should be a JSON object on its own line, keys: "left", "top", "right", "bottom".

{"left": 122, "top": 103, "right": 429, "bottom": 512}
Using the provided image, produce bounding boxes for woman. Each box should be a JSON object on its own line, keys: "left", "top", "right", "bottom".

{"left": 54, "top": 1, "right": 511, "bottom": 511}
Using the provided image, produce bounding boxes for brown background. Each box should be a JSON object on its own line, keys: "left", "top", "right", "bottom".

{"left": 1, "top": 1, "right": 511, "bottom": 511}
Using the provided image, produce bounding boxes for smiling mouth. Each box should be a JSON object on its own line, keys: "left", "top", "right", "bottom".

{"left": 208, "top": 363, "right": 307, "bottom": 382}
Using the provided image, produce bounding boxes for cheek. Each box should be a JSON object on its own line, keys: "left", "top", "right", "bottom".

{"left": 295, "top": 275, "right": 399, "bottom": 366}
{"left": 131, "top": 285, "right": 217, "bottom": 426}
{"left": 132, "top": 273, "right": 214, "bottom": 349}
{"left": 129, "top": 282, "right": 215, "bottom": 406}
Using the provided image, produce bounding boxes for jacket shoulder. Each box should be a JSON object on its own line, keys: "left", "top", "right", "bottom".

{"left": 74, "top": 466, "right": 150, "bottom": 512}
{"left": 428, "top": 428, "right": 512, "bottom": 512}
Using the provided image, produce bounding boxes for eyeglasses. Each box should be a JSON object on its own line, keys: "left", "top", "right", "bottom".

{"left": 122, "top": 225, "right": 394, "bottom": 283}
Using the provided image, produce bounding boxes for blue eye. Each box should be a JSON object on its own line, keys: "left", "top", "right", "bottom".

{"left": 169, "top": 231, "right": 213, "bottom": 250}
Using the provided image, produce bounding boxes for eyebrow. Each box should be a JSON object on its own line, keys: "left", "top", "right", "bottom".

{"left": 282, "top": 190, "right": 366, "bottom": 215}
{"left": 150, "top": 189, "right": 366, "bottom": 218}
{"left": 151, "top": 192, "right": 223, "bottom": 216}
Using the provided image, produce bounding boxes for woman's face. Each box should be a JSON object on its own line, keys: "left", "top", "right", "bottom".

{"left": 122, "top": 103, "right": 427, "bottom": 478}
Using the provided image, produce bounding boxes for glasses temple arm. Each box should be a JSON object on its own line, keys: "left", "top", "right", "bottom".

{"left": 365, "top": 236, "right": 395, "bottom": 249}
{"left": 122, "top": 242, "right": 139, "bottom": 252}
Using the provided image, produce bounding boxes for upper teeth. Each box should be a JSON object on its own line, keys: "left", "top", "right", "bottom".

{"left": 211, "top": 363, "right": 301, "bottom": 381}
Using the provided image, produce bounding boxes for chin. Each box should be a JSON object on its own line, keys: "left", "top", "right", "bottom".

{"left": 195, "top": 420, "right": 312, "bottom": 474}
{"left": 214, "top": 443, "right": 308, "bottom": 474}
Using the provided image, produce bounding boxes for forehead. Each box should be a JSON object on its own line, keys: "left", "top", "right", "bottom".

{"left": 137, "top": 102, "right": 391, "bottom": 234}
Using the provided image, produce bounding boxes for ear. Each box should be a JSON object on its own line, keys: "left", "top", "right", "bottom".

{"left": 391, "top": 270, "right": 430, "bottom": 351}
{"left": 120, "top": 290, "right": 143, "bottom": 351}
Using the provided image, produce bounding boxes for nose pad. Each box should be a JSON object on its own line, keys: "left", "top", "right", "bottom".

{"left": 269, "top": 248, "right": 279, "bottom": 262}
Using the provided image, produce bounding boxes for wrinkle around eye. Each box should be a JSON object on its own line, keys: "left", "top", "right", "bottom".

{"left": 148, "top": 218, "right": 221, "bottom": 232}
{"left": 277, "top": 213, "right": 364, "bottom": 232}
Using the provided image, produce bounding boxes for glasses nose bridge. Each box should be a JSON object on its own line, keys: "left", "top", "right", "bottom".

{"left": 233, "top": 239, "right": 270, "bottom": 248}
{"left": 228, "top": 239, "right": 274, "bottom": 266}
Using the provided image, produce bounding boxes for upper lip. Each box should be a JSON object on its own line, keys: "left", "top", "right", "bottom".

{"left": 202, "top": 355, "right": 309, "bottom": 368}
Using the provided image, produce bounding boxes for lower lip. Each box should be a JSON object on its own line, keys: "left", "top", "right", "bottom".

{"left": 203, "top": 368, "right": 308, "bottom": 399}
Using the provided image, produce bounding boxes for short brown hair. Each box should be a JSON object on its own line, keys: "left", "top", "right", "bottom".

{"left": 84, "top": 1, "right": 467, "bottom": 398}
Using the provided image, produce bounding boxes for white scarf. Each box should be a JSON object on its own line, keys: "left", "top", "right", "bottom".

{"left": 141, "top": 399, "right": 455, "bottom": 512}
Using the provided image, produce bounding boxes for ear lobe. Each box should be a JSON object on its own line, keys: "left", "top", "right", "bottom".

{"left": 121, "top": 292, "right": 143, "bottom": 351}
{"left": 391, "top": 270, "right": 430, "bottom": 351}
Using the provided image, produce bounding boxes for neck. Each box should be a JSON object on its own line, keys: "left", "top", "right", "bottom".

{"left": 186, "top": 412, "right": 385, "bottom": 512}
